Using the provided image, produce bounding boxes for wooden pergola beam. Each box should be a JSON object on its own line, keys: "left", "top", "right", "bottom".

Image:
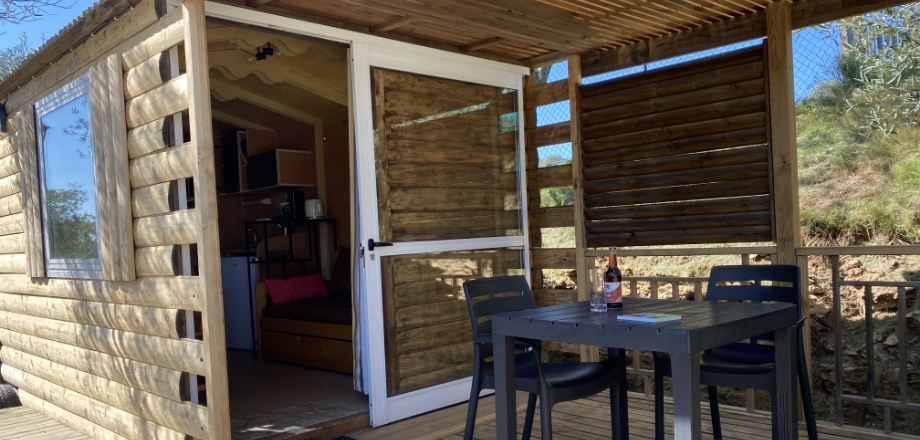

{"left": 245, "top": 0, "right": 273, "bottom": 7}
{"left": 582, "top": 0, "right": 910, "bottom": 76}
{"left": 460, "top": 37, "right": 504, "bottom": 53}
{"left": 373, "top": 15, "right": 418, "bottom": 32}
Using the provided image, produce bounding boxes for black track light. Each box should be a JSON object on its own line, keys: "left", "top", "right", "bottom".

{"left": 255, "top": 43, "right": 274, "bottom": 61}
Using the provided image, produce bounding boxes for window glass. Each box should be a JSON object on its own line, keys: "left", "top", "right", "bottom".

{"left": 35, "top": 74, "right": 101, "bottom": 278}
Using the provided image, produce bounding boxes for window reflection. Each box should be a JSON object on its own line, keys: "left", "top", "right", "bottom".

{"left": 38, "top": 93, "right": 99, "bottom": 261}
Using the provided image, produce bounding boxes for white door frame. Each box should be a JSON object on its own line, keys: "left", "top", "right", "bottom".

{"left": 204, "top": 2, "right": 530, "bottom": 426}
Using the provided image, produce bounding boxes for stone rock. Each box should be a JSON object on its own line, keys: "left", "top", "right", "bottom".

{"left": 809, "top": 283, "right": 827, "bottom": 296}
{"left": 884, "top": 335, "right": 898, "bottom": 347}
{"left": 871, "top": 291, "right": 898, "bottom": 311}
{"left": 810, "top": 303, "right": 831, "bottom": 324}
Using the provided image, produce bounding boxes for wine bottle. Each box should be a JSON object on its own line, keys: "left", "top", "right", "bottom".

{"left": 605, "top": 246, "right": 623, "bottom": 308}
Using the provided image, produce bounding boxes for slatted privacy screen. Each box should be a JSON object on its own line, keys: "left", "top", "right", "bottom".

{"left": 578, "top": 44, "right": 775, "bottom": 248}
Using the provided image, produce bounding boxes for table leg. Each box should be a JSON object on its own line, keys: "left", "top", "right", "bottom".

{"left": 774, "top": 325, "right": 798, "bottom": 440}
{"left": 494, "top": 334, "right": 516, "bottom": 440}
{"left": 670, "top": 352, "right": 701, "bottom": 440}
{"left": 611, "top": 348, "right": 629, "bottom": 440}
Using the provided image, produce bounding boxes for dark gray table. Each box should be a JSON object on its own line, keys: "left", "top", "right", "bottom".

{"left": 492, "top": 297, "right": 799, "bottom": 440}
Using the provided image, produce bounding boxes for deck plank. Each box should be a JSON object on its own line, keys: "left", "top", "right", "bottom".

{"left": 350, "top": 393, "right": 903, "bottom": 440}
{"left": 0, "top": 406, "right": 91, "bottom": 440}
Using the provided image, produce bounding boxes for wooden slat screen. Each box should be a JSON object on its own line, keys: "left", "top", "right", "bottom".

{"left": 578, "top": 44, "right": 775, "bottom": 248}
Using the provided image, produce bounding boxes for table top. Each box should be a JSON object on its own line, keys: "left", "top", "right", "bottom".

{"left": 492, "top": 297, "right": 798, "bottom": 354}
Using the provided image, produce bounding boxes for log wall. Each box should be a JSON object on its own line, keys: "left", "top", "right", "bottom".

{"left": 0, "top": 3, "right": 226, "bottom": 439}
{"left": 578, "top": 44, "right": 775, "bottom": 248}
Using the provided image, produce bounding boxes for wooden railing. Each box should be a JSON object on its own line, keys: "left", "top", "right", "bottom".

{"left": 797, "top": 246, "right": 920, "bottom": 436}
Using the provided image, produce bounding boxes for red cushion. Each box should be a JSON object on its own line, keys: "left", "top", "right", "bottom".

{"left": 263, "top": 274, "right": 329, "bottom": 305}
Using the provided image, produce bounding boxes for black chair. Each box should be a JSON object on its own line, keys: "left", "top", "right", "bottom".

{"left": 463, "top": 275, "right": 628, "bottom": 440}
{"left": 652, "top": 265, "right": 818, "bottom": 440}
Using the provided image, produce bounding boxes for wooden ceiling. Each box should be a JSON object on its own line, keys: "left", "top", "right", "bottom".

{"left": 217, "top": 0, "right": 779, "bottom": 64}
{"left": 206, "top": 22, "right": 348, "bottom": 129}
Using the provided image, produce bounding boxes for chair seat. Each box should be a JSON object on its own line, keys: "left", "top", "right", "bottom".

{"left": 504, "top": 359, "right": 619, "bottom": 388}
{"left": 481, "top": 352, "right": 541, "bottom": 380}
{"left": 540, "top": 361, "right": 620, "bottom": 388}
{"left": 482, "top": 355, "right": 619, "bottom": 387}
{"left": 657, "top": 350, "right": 774, "bottom": 376}
{"left": 708, "top": 342, "right": 776, "bottom": 364}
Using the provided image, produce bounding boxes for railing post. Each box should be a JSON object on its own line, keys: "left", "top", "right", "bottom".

{"left": 832, "top": 255, "right": 844, "bottom": 426}
{"left": 797, "top": 253, "right": 813, "bottom": 408}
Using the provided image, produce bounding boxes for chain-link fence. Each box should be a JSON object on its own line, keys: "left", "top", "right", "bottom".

{"left": 532, "top": 60, "right": 573, "bottom": 169}
{"left": 579, "top": 29, "right": 841, "bottom": 103}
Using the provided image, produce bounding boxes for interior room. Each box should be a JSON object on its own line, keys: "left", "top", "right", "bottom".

{"left": 204, "top": 22, "right": 366, "bottom": 437}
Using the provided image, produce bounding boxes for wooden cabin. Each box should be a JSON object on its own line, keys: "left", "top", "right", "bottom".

{"left": 0, "top": 0, "right": 915, "bottom": 439}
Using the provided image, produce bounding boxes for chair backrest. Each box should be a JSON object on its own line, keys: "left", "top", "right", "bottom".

{"left": 462, "top": 275, "right": 536, "bottom": 340}
{"left": 705, "top": 265, "right": 802, "bottom": 343}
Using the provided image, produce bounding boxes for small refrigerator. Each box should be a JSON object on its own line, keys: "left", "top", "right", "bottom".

{"left": 221, "top": 257, "right": 260, "bottom": 350}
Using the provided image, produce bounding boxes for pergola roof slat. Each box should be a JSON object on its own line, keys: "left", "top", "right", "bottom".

{"left": 1, "top": 0, "right": 914, "bottom": 98}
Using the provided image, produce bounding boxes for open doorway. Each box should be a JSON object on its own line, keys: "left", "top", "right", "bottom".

{"left": 204, "top": 21, "right": 366, "bottom": 438}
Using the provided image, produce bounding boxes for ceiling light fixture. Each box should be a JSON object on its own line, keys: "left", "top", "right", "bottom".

{"left": 255, "top": 43, "right": 274, "bottom": 61}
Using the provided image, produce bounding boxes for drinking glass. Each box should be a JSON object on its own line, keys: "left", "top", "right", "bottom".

{"left": 588, "top": 268, "right": 607, "bottom": 312}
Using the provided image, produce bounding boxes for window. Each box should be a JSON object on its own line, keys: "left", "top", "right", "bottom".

{"left": 34, "top": 73, "right": 103, "bottom": 279}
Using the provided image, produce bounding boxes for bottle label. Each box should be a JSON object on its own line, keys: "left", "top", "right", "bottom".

{"left": 604, "top": 282, "right": 622, "bottom": 304}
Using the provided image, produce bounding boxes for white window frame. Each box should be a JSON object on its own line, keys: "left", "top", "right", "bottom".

{"left": 34, "top": 72, "right": 104, "bottom": 279}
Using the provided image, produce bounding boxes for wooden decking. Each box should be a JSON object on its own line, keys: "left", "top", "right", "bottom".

{"left": 0, "top": 406, "right": 90, "bottom": 440}
{"left": 349, "top": 392, "right": 906, "bottom": 440}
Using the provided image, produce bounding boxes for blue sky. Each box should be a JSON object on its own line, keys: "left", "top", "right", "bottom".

{"left": 0, "top": 0, "right": 96, "bottom": 48}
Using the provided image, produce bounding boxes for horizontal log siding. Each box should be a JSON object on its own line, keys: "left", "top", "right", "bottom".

{"left": 18, "top": 390, "right": 131, "bottom": 440}
{"left": 0, "top": 9, "right": 220, "bottom": 440}
{"left": 0, "top": 310, "right": 207, "bottom": 376}
{"left": 0, "top": 329, "right": 188, "bottom": 402}
{"left": 1, "top": 347, "right": 208, "bottom": 438}
{"left": 0, "top": 292, "right": 185, "bottom": 339}
{"left": 2, "top": 365, "right": 190, "bottom": 440}
{"left": 578, "top": 43, "right": 774, "bottom": 247}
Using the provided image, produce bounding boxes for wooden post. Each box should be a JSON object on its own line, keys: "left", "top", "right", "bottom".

{"left": 766, "top": 0, "right": 800, "bottom": 266}
{"left": 768, "top": 0, "right": 812, "bottom": 416}
{"left": 568, "top": 55, "right": 597, "bottom": 362}
{"left": 181, "top": 0, "right": 231, "bottom": 438}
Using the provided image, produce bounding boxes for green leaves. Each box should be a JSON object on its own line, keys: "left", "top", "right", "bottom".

{"left": 832, "top": 6, "right": 920, "bottom": 135}
{"left": 0, "top": 32, "right": 31, "bottom": 81}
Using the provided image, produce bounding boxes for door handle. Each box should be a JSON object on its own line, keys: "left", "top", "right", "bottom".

{"left": 368, "top": 239, "right": 393, "bottom": 251}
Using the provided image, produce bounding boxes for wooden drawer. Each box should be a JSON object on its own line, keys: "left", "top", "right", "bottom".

{"left": 261, "top": 330, "right": 353, "bottom": 374}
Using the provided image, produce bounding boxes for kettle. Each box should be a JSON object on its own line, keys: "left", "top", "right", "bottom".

{"left": 305, "top": 199, "right": 324, "bottom": 219}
